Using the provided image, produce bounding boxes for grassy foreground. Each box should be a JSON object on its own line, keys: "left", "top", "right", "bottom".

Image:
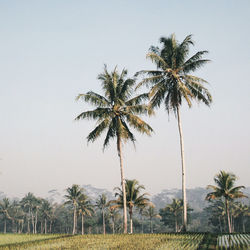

{"left": 0, "top": 233, "right": 249, "bottom": 249}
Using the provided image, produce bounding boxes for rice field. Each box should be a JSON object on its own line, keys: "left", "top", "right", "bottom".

{"left": 0, "top": 234, "right": 64, "bottom": 246}
{"left": 0, "top": 233, "right": 249, "bottom": 249}
{"left": 217, "top": 233, "right": 250, "bottom": 249}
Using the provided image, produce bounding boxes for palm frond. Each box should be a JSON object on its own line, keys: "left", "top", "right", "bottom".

{"left": 87, "top": 118, "right": 110, "bottom": 143}
{"left": 76, "top": 92, "right": 109, "bottom": 107}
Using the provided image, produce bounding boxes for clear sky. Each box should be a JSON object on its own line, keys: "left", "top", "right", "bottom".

{"left": 0, "top": 0, "right": 249, "bottom": 198}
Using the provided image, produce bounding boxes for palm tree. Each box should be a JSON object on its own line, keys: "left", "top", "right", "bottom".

{"left": 113, "top": 179, "right": 150, "bottom": 234}
{"left": 64, "top": 184, "right": 83, "bottom": 234}
{"left": 78, "top": 193, "right": 94, "bottom": 235}
{"left": 75, "top": 65, "right": 153, "bottom": 233}
{"left": 205, "top": 200, "right": 227, "bottom": 233}
{"left": 40, "top": 199, "right": 52, "bottom": 234}
{"left": 20, "top": 192, "right": 37, "bottom": 233}
{"left": 0, "top": 198, "right": 12, "bottom": 233}
{"left": 166, "top": 199, "right": 183, "bottom": 232}
{"left": 107, "top": 204, "right": 120, "bottom": 234}
{"left": 142, "top": 204, "right": 161, "bottom": 233}
{"left": 234, "top": 202, "right": 250, "bottom": 233}
{"left": 206, "top": 171, "right": 247, "bottom": 233}
{"left": 136, "top": 34, "right": 212, "bottom": 231}
{"left": 95, "top": 194, "right": 108, "bottom": 234}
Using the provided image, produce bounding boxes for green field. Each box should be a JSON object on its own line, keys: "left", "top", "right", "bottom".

{"left": 0, "top": 233, "right": 249, "bottom": 249}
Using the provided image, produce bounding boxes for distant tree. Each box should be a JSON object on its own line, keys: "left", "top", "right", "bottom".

{"left": 75, "top": 65, "right": 153, "bottom": 233}
{"left": 95, "top": 194, "right": 108, "bottom": 234}
{"left": 0, "top": 198, "right": 12, "bottom": 233}
{"left": 78, "top": 193, "right": 94, "bottom": 235}
{"left": 113, "top": 179, "right": 150, "bottom": 233}
{"left": 206, "top": 171, "right": 247, "bottom": 233}
{"left": 40, "top": 199, "right": 52, "bottom": 234}
{"left": 20, "top": 193, "right": 38, "bottom": 233}
{"left": 204, "top": 200, "right": 227, "bottom": 233}
{"left": 107, "top": 203, "right": 120, "bottom": 234}
{"left": 64, "top": 184, "right": 83, "bottom": 234}
{"left": 143, "top": 204, "right": 161, "bottom": 233}
{"left": 160, "top": 199, "right": 192, "bottom": 232}
{"left": 136, "top": 34, "right": 212, "bottom": 231}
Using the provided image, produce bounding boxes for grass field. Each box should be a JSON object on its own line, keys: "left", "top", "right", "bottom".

{"left": 0, "top": 233, "right": 249, "bottom": 249}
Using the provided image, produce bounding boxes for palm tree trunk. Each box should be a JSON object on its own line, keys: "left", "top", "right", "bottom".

{"left": 112, "top": 216, "right": 115, "bottom": 234}
{"left": 226, "top": 200, "right": 232, "bottom": 233}
{"left": 73, "top": 205, "right": 77, "bottom": 234}
{"left": 31, "top": 212, "right": 35, "bottom": 234}
{"left": 129, "top": 210, "right": 133, "bottom": 234}
{"left": 102, "top": 208, "right": 106, "bottom": 235}
{"left": 81, "top": 214, "right": 84, "bottom": 235}
{"left": 175, "top": 215, "right": 178, "bottom": 233}
{"left": 150, "top": 217, "right": 153, "bottom": 233}
{"left": 141, "top": 213, "right": 143, "bottom": 233}
{"left": 44, "top": 218, "right": 47, "bottom": 234}
{"left": 4, "top": 220, "right": 6, "bottom": 233}
{"left": 35, "top": 210, "right": 38, "bottom": 234}
{"left": 117, "top": 136, "right": 127, "bottom": 234}
{"left": 177, "top": 106, "right": 187, "bottom": 232}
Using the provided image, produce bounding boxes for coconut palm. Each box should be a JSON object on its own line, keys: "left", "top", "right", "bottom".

{"left": 205, "top": 200, "right": 227, "bottom": 233}
{"left": 206, "top": 171, "right": 247, "bottom": 233}
{"left": 0, "top": 198, "right": 12, "bottom": 233}
{"left": 78, "top": 193, "right": 94, "bottom": 235}
{"left": 113, "top": 179, "right": 150, "bottom": 234}
{"left": 40, "top": 199, "right": 52, "bottom": 234}
{"left": 95, "top": 194, "right": 108, "bottom": 235}
{"left": 142, "top": 204, "right": 161, "bottom": 233}
{"left": 64, "top": 184, "right": 83, "bottom": 234}
{"left": 166, "top": 199, "right": 183, "bottom": 232}
{"left": 20, "top": 192, "right": 38, "bottom": 233}
{"left": 75, "top": 65, "right": 153, "bottom": 233}
{"left": 107, "top": 204, "right": 120, "bottom": 234}
{"left": 136, "top": 34, "right": 212, "bottom": 231}
{"left": 234, "top": 202, "right": 250, "bottom": 233}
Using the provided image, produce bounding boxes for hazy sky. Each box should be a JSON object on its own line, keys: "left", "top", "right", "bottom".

{"left": 0, "top": 0, "right": 249, "bottom": 198}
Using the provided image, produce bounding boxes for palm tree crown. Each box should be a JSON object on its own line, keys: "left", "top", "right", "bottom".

{"left": 75, "top": 65, "right": 153, "bottom": 148}
{"left": 137, "top": 34, "right": 212, "bottom": 112}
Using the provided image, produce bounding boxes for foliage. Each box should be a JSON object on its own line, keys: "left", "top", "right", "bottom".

{"left": 136, "top": 33, "right": 212, "bottom": 232}
{"left": 206, "top": 171, "right": 247, "bottom": 233}
{"left": 75, "top": 65, "right": 153, "bottom": 233}
{"left": 112, "top": 179, "right": 150, "bottom": 233}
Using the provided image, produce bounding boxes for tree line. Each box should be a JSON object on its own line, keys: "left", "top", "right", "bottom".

{"left": 0, "top": 172, "right": 249, "bottom": 234}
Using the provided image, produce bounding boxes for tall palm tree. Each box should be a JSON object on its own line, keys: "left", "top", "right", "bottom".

{"left": 78, "top": 193, "right": 94, "bottom": 235}
{"left": 206, "top": 171, "right": 247, "bottom": 233}
{"left": 75, "top": 65, "right": 153, "bottom": 233}
{"left": 136, "top": 34, "right": 212, "bottom": 231}
{"left": 95, "top": 194, "right": 108, "bottom": 235}
{"left": 64, "top": 184, "right": 83, "bottom": 234}
{"left": 113, "top": 179, "right": 150, "bottom": 234}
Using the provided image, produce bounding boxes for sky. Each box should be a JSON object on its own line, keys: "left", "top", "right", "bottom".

{"left": 0, "top": 0, "right": 249, "bottom": 199}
